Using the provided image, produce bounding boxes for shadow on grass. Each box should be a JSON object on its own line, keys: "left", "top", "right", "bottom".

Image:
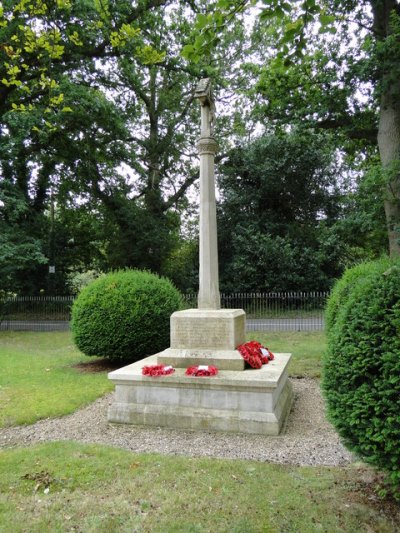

{"left": 71, "top": 358, "right": 123, "bottom": 373}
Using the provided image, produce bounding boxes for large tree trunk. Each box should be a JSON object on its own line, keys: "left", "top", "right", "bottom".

{"left": 373, "top": 0, "right": 400, "bottom": 257}
{"left": 378, "top": 79, "right": 400, "bottom": 257}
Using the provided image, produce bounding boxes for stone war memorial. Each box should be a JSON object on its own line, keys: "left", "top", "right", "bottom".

{"left": 108, "top": 79, "right": 293, "bottom": 435}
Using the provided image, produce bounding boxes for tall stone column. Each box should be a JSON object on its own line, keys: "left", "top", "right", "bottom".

{"left": 195, "top": 79, "right": 221, "bottom": 310}
{"left": 157, "top": 77, "right": 246, "bottom": 368}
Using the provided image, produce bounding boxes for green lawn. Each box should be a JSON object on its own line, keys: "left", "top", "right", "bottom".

{"left": 0, "top": 330, "right": 324, "bottom": 428}
{"left": 251, "top": 330, "right": 326, "bottom": 378}
{"left": 0, "top": 331, "right": 113, "bottom": 428}
{"left": 1, "top": 330, "right": 399, "bottom": 531}
{"left": 0, "top": 441, "right": 398, "bottom": 533}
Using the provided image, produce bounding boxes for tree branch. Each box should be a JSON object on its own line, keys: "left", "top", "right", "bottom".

{"left": 315, "top": 118, "right": 378, "bottom": 143}
{"left": 163, "top": 152, "right": 229, "bottom": 210}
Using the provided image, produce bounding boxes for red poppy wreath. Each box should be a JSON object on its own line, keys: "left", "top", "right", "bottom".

{"left": 185, "top": 365, "right": 219, "bottom": 377}
{"left": 237, "top": 341, "right": 275, "bottom": 369}
{"left": 142, "top": 364, "right": 175, "bottom": 377}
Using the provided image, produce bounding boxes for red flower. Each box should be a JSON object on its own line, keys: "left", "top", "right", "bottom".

{"left": 142, "top": 364, "right": 175, "bottom": 377}
{"left": 185, "top": 365, "right": 218, "bottom": 377}
{"left": 238, "top": 341, "right": 262, "bottom": 368}
{"left": 238, "top": 342, "right": 275, "bottom": 368}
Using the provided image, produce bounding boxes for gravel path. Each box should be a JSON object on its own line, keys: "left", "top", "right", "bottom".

{"left": 0, "top": 378, "right": 353, "bottom": 466}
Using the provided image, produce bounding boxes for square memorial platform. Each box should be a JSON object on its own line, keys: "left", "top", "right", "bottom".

{"left": 107, "top": 351, "right": 293, "bottom": 436}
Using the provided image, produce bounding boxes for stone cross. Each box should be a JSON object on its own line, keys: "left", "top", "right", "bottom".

{"left": 195, "top": 78, "right": 221, "bottom": 310}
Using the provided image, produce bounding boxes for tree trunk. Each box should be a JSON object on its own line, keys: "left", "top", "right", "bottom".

{"left": 373, "top": 0, "right": 400, "bottom": 257}
{"left": 378, "top": 80, "right": 400, "bottom": 257}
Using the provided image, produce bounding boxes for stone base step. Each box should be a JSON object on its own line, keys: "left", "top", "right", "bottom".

{"left": 107, "top": 352, "right": 293, "bottom": 436}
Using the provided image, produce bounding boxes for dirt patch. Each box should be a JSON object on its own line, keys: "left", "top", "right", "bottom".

{"left": 345, "top": 467, "right": 400, "bottom": 523}
{"left": 71, "top": 359, "right": 122, "bottom": 373}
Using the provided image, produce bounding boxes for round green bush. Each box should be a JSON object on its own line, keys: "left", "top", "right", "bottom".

{"left": 71, "top": 270, "right": 183, "bottom": 362}
{"left": 323, "top": 257, "right": 400, "bottom": 492}
{"left": 324, "top": 259, "right": 390, "bottom": 332}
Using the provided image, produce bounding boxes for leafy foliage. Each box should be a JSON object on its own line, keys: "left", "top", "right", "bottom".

{"left": 184, "top": 0, "right": 400, "bottom": 258}
{"left": 161, "top": 239, "right": 199, "bottom": 293}
{"left": 67, "top": 270, "right": 104, "bottom": 295}
{"left": 1, "top": 0, "right": 396, "bottom": 294}
{"left": 0, "top": 1, "right": 250, "bottom": 293}
{"left": 0, "top": 179, "right": 47, "bottom": 293}
{"left": 323, "top": 257, "right": 400, "bottom": 493}
{"left": 217, "top": 131, "right": 343, "bottom": 291}
{"left": 71, "top": 270, "right": 183, "bottom": 362}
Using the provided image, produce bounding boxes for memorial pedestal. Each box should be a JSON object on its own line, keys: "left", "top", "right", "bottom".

{"left": 158, "top": 309, "right": 246, "bottom": 371}
{"left": 107, "top": 308, "right": 293, "bottom": 435}
{"left": 107, "top": 78, "right": 293, "bottom": 435}
{"left": 108, "top": 352, "right": 293, "bottom": 435}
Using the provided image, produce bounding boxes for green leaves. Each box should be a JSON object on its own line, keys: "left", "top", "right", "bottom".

{"left": 323, "top": 258, "right": 400, "bottom": 493}
{"left": 319, "top": 14, "right": 336, "bottom": 26}
{"left": 182, "top": 0, "right": 339, "bottom": 68}
{"left": 72, "top": 270, "right": 183, "bottom": 362}
{"left": 181, "top": 2, "right": 248, "bottom": 62}
{"left": 217, "top": 131, "right": 340, "bottom": 292}
{"left": 0, "top": 184, "right": 47, "bottom": 292}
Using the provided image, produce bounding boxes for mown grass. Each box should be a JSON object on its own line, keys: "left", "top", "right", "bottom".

{"left": 0, "top": 331, "right": 113, "bottom": 428}
{"left": 0, "top": 330, "right": 324, "bottom": 428}
{"left": 251, "top": 331, "right": 326, "bottom": 378}
{"left": 0, "top": 441, "right": 398, "bottom": 533}
{"left": 1, "top": 331, "right": 399, "bottom": 531}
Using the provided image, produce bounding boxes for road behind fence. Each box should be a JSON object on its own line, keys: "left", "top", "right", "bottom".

{"left": 0, "top": 296, "right": 73, "bottom": 332}
{"left": 0, "top": 292, "right": 328, "bottom": 332}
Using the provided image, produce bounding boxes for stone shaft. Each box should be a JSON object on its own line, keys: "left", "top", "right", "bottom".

{"left": 197, "top": 134, "right": 220, "bottom": 309}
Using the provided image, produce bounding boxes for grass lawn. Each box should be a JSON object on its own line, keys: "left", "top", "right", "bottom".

{"left": 0, "top": 330, "right": 324, "bottom": 428}
{"left": 0, "top": 441, "right": 398, "bottom": 533}
{"left": 1, "top": 330, "right": 399, "bottom": 531}
{"left": 0, "top": 331, "right": 113, "bottom": 428}
{"left": 251, "top": 331, "right": 326, "bottom": 378}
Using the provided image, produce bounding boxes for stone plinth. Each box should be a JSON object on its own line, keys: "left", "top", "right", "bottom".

{"left": 157, "top": 308, "right": 246, "bottom": 370}
{"left": 108, "top": 353, "right": 293, "bottom": 435}
{"left": 170, "top": 309, "right": 245, "bottom": 350}
{"left": 157, "top": 348, "right": 245, "bottom": 371}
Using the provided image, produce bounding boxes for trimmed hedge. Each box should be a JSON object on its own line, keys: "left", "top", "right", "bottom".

{"left": 71, "top": 270, "right": 183, "bottom": 362}
{"left": 323, "top": 257, "right": 400, "bottom": 492}
{"left": 324, "top": 259, "right": 391, "bottom": 332}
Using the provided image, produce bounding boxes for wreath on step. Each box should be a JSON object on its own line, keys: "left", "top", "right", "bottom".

{"left": 142, "top": 342, "right": 275, "bottom": 376}
{"left": 237, "top": 341, "right": 275, "bottom": 369}
{"left": 142, "top": 364, "right": 219, "bottom": 377}
{"left": 142, "top": 364, "right": 175, "bottom": 377}
{"left": 185, "top": 365, "right": 219, "bottom": 377}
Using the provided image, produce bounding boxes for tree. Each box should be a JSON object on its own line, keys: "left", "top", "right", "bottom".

{"left": 0, "top": 0, "right": 175, "bottom": 292}
{"left": 0, "top": 178, "right": 47, "bottom": 293}
{"left": 185, "top": 0, "right": 400, "bottom": 257}
{"left": 0, "top": 0, "right": 168, "bottom": 116}
{"left": 0, "top": 1, "right": 250, "bottom": 292}
{"left": 217, "top": 131, "right": 344, "bottom": 291}
{"left": 372, "top": 1, "right": 400, "bottom": 256}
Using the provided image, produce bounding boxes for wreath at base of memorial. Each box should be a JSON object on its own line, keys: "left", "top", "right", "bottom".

{"left": 238, "top": 341, "right": 275, "bottom": 369}
{"left": 185, "top": 365, "right": 219, "bottom": 377}
{"left": 142, "top": 364, "right": 175, "bottom": 376}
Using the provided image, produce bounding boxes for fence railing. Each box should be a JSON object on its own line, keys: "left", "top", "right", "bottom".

{"left": 0, "top": 292, "right": 329, "bottom": 332}
{"left": 183, "top": 292, "right": 328, "bottom": 331}
{"left": 0, "top": 296, "right": 73, "bottom": 331}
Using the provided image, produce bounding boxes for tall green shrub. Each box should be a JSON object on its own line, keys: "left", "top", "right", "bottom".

{"left": 324, "top": 259, "right": 391, "bottom": 332}
{"left": 323, "top": 258, "right": 400, "bottom": 493}
{"left": 71, "top": 270, "right": 183, "bottom": 362}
